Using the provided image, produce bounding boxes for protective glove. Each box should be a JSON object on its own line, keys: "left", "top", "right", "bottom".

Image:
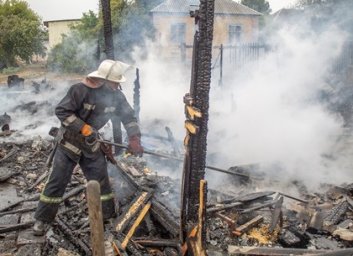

{"left": 127, "top": 135, "right": 143, "bottom": 157}
{"left": 81, "top": 124, "right": 98, "bottom": 146}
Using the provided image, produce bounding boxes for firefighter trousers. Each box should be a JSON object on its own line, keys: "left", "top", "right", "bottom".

{"left": 34, "top": 146, "right": 116, "bottom": 223}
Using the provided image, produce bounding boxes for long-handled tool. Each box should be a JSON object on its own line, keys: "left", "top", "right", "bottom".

{"left": 97, "top": 139, "right": 258, "bottom": 179}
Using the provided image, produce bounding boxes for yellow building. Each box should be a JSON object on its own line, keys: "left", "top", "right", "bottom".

{"left": 44, "top": 19, "right": 79, "bottom": 49}
{"left": 151, "top": 0, "right": 262, "bottom": 59}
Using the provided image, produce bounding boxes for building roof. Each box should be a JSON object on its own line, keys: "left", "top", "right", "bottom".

{"left": 151, "top": 0, "right": 262, "bottom": 16}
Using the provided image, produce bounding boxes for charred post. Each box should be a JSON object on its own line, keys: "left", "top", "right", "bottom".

{"left": 180, "top": 0, "right": 215, "bottom": 243}
{"left": 100, "top": 0, "right": 114, "bottom": 60}
{"left": 134, "top": 68, "right": 141, "bottom": 123}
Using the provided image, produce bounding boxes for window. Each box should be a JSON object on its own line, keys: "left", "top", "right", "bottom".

{"left": 229, "top": 25, "right": 242, "bottom": 44}
{"left": 170, "top": 23, "right": 186, "bottom": 43}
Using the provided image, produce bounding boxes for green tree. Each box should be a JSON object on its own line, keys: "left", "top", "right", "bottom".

{"left": 47, "top": 11, "right": 99, "bottom": 73}
{"left": 0, "top": 0, "right": 47, "bottom": 67}
{"left": 47, "top": 0, "right": 163, "bottom": 73}
{"left": 241, "top": 0, "right": 271, "bottom": 14}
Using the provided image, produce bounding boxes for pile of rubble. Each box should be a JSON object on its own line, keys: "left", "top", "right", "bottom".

{"left": 0, "top": 137, "right": 183, "bottom": 255}
{"left": 2, "top": 137, "right": 353, "bottom": 255}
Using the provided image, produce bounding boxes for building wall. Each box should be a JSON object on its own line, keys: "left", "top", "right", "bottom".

{"left": 213, "top": 15, "right": 259, "bottom": 46}
{"left": 152, "top": 13, "right": 259, "bottom": 60}
{"left": 152, "top": 14, "right": 195, "bottom": 60}
{"left": 47, "top": 20, "right": 78, "bottom": 49}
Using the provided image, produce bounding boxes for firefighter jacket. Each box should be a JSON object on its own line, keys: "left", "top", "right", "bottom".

{"left": 55, "top": 82, "right": 140, "bottom": 157}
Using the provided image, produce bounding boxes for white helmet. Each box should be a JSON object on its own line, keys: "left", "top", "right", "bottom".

{"left": 87, "top": 59, "right": 132, "bottom": 83}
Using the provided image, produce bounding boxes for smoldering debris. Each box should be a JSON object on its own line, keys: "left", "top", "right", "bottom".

{"left": 7, "top": 75, "right": 24, "bottom": 88}
{"left": 0, "top": 112, "right": 11, "bottom": 133}
{"left": 2, "top": 138, "right": 353, "bottom": 255}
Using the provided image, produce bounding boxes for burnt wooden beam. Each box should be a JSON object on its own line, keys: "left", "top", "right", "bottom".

{"left": 207, "top": 202, "right": 243, "bottom": 214}
{"left": 232, "top": 215, "right": 264, "bottom": 236}
{"left": 228, "top": 245, "right": 329, "bottom": 255}
{"left": 115, "top": 191, "right": 152, "bottom": 234}
{"left": 279, "top": 192, "right": 308, "bottom": 204}
{"left": 56, "top": 216, "right": 91, "bottom": 255}
{"left": 241, "top": 200, "right": 277, "bottom": 214}
{"left": 0, "top": 205, "right": 36, "bottom": 217}
{"left": 150, "top": 199, "right": 179, "bottom": 237}
{"left": 269, "top": 195, "right": 283, "bottom": 233}
{"left": 133, "top": 238, "right": 180, "bottom": 248}
{"left": 215, "top": 212, "right": 236, "bottom": 228}
{"left": 121, "top": 202, "right": 151, "bottom": 250}
{"left": 0, "top": 193, "right": 40, "bottom": 212}
{"left": 0, "top": 221, "right": 34, "bottom": 234}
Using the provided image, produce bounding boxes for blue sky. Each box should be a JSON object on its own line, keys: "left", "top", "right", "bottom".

{"left": 25, "top": 0, "right": 297, "bottom": 21}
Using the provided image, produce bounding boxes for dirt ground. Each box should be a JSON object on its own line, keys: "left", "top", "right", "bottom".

{"left": 0, "top": 62, "right": 84, "bottom": 85}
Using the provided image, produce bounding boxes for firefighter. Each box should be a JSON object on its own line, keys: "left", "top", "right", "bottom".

{"left": 33, "top": 59, "right": 143, "bottom": 236}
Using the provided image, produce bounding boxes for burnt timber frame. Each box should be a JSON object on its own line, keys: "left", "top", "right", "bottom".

{"left": 180, "top": 0, "right": 215, "bottom": 253}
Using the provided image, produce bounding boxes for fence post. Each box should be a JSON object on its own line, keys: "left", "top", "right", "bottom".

{"left": 219, "top": 44, "right": 223, "bottom": 87}
{"left": 181, "top": 42, "right": 186, "bottom": 62}
{"left": 87, "top": 180, "right": 105, "bottom": 256}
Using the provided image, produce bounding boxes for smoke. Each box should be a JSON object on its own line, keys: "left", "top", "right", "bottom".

{"left": 131, "top": 6, "right": 352, "bottom": 192}
{"left": 0, "top": 82, "right": 70, "bottom": 142}
{"left": 1, "top": 1, "right": 352, "bottom": 196}
{"left": 206, "top": 15, "right": 350, "bottom": 191}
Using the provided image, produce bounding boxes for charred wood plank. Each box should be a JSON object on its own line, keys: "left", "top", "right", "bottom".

{"left": 228, "top": 245, "right": 329, "bottom": 255}
{"left": 241, "top": 200, "right": 277, "bottom": 214}
{"left": 232, "top": 215, "right": 264, "bottom": 236}
{"left": 112, "top": 239, "right": 128, "bottom": 256}
{"left": 116, "top": 233, "right": 143, "bottom": 256}
{"left": 150, "top": 199, "right": 179, "bottom": 237}
{"left": 0, "top": 205, "right": 36, "bottom": 217}
{"left": 215, "top": 212, "right": 236, "bottom": 228}
{"left": 0, "top": 193, "right": 40, "bottom": 212}
{"left": 219, "top": 191, "right": 275, "bottom": 205}
{"left": 0, "top": 221, "right": 34, "bottom": 234}
{"left": 207, "top": 202, "right": 243, "bottom": 214}
{"left": 115, "top": 191, "right": 152, "bottom": 233}
{"left": 133, "top": 238, "right": 180, "bottom": 248}
{"left": 56, "top": 216, "right": 91, "bottom": 255}
{"left": 121, "top": 202, "right": 151, "bottom": 250}
{"left": 269, "top": 195, "right": 283, "bottom": 232}
{"left": 323, "top": 200, "right": 349, "bottom": 227}
{"left": 279, "top": 192, "right": 308, "bottom": 204}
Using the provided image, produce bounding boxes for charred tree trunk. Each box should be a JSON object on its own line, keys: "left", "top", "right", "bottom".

{"left": 180, "top": 0, "right": 215, "bottom": 244}
{"left": 101, "top": 0, "right": 115, "bottom": 59}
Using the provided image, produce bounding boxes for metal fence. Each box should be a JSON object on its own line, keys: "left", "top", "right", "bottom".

{"left": 333, "top": 41, "right": 353, "bottom": 74}
{"left": 179, "top": 41, "right": 353, "bottom": 85}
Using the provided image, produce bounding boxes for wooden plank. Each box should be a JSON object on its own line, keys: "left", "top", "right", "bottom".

{"left": 87, "top": 180, "right": 105, "bottom": 256}
{"left": 233, "top": 215, "right": 264, "bottom": 236}
{"left": 121, "top": 202, "right": 151, "bottom": 250}
{"left": 115, "top": 192, "right": 149, "bottom": 233}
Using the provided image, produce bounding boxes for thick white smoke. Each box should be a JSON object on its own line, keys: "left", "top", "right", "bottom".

{"left": 132, "top": 17, "right": 350, "bottom": 192}
{"left": 0, "top": 82, "right": 71, "bottom": 142}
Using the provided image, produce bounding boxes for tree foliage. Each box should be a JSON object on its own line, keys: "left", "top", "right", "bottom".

{"left": 48, "top": 0, "right": 163, "bottom": 73}
{"left": 241, "top": 0, "right": 271, "bottom": 14}
{"left": 48, "top": 11, "right": 99, "bottom": 73}
{"left": 0, "top": 0, "right": 47, "bottom": 67}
